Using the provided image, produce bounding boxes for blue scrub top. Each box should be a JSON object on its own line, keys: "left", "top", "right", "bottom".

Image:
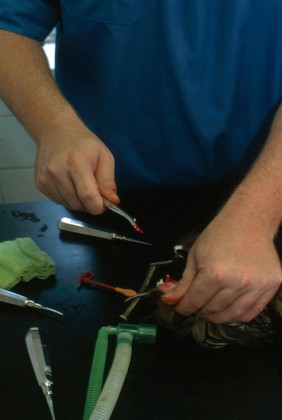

{"left": 1, "top": 1, "right": 282, "bottom": 192}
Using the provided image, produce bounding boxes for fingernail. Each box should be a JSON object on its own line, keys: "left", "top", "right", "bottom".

{"left": 161, "top": 290, "right": 176, "bottom": 300}
{"left": 109, "top": 192, "right": 120, "bottom": 203}
{"left": 157, "top": 282, "right": 176, "bottom": 294}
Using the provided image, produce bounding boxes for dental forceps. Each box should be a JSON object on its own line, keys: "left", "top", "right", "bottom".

{"left": 26, "top": 327, "right": 56, "bottom": 420}
{"left": 102, "top": 196, "right": 144, "bottom": 234}
{"left": 0, "top": 288, "right": 63, "bottom": 316}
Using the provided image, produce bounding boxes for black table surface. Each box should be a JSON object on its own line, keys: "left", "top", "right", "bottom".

{"left": 1, "top": 184, "right": 282, "bottom": 420}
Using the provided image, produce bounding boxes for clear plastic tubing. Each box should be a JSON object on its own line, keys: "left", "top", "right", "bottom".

{"left": 90, "top": 331, "right": 133, "bottom": 420}
{"left": 83, "top": 324, "right": 156, "bottom": 420}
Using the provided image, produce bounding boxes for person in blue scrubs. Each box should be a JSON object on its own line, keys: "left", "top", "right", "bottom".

{"left": 0, "top": 1, "right": 282, "bottom": 324}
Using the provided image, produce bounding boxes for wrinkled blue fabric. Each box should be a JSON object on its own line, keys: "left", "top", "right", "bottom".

{"left": 1, "top": 1, "right": 282, "bottom": 191}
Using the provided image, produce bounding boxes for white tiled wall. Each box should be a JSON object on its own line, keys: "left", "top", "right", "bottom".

{"left": 0, "top": 40, "right": 55, "bottom": 204}
{"left": 0, "top": 106, "right": 48, "bottom": 204}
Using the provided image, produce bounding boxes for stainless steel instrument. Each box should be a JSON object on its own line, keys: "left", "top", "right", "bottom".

{"left": 0, "top": 288, "right": 63, "bottom": 316}
{"left": 58, "top": 217, "right": 151, "bottom": 246}
{"left": 25, "top": 327, "right": 56, "bottom": 420}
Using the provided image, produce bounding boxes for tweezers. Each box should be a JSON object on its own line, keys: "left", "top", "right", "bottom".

{"left": 102, "top": 196, "right": 144, "bottom": 234}
{"left": 58, "top": 217, "right": 151, "bottom": 246}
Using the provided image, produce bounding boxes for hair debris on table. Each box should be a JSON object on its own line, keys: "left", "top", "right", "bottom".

{"left": 11, "top": 211, "right": 48, "bottom": 235}
{"left": 12, "top": 210, "right": 41, "bottom": 222}
{"left": 39, "top": 223, "right": 48, "bottom": 232}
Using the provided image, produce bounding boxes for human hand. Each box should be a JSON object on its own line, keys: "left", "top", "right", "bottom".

{"left": 161, "top": 210, "right": 282, "bottom": 324}
{"left": 35, "top": 122, "right": 119, "bottom": 214}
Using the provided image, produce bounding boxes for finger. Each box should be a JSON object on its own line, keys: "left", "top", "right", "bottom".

{"left": 199, "top": 292, "right": 256, "bottom": 324}
{"left": 36, "top": 168, "right": 87, "bottom": 211}
{"left": 53, "top": 178, "right": 89, "bottom": 212}
{"left": 173, "top": 267, "right": 227, "bottom": 316}
{"left": 201, "top": 288, "right": 276, "bottom": 324}
{"left": 199, "top": 287, "right": 249, "bottom": 318}
{"left": 70, "top": 164, "right": 105, "bottom": 214}
{"left": 234, "top": 288, "right": 278, "bottom": 323}
{"left": 96, "top": 153, "right": 120, "bottom": 204}
{"left": 160, "top": 280, "right": 191, "bottom": 305}
{"left": 157, "top": 282, "right": 176, "bottom": 294}
{"left": 161, "top": 255, "right": 197, "bottom": 305}
{"left": 57, "top": 177, "right": 90, "bottom": 212}
{"left": 36, "top": 155, "right": 92, "bottom": 211}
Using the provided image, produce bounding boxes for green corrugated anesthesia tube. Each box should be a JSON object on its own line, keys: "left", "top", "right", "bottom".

{"left": 83, "top": 324, "right": 157, "bottom": 420}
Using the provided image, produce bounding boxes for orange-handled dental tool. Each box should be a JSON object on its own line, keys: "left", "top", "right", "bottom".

{"left": 78, "top": 271, "right": 137, "bottom": 298}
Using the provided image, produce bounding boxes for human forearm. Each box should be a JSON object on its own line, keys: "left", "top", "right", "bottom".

{"left": 214, "top": 101, "right": 282, "bottom": 243}
{"left": 0, "top": 30, "right": 85, "bottom": 143}
{"left": 0, "top": 30, "right": 119, "bottom": 213}
{"left": 221, "top": 102, "right": 282, "bottom": 238}
{"left": 162, "top": 102, "right": 282, "bottom": 323}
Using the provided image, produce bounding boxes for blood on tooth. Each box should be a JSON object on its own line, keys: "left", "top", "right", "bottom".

{"left": 134, "top": 225, "right": 144, "bottom": 234}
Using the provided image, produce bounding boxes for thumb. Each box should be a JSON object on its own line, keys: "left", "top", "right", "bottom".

{"left": 96, "top": 154, "right": 120, "bottom": 205}
{"left": 160, "top": 254, "right": 197, "bottom": 305}
{"left": 99, "top": 181, "right": 120, "bottom": 205}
